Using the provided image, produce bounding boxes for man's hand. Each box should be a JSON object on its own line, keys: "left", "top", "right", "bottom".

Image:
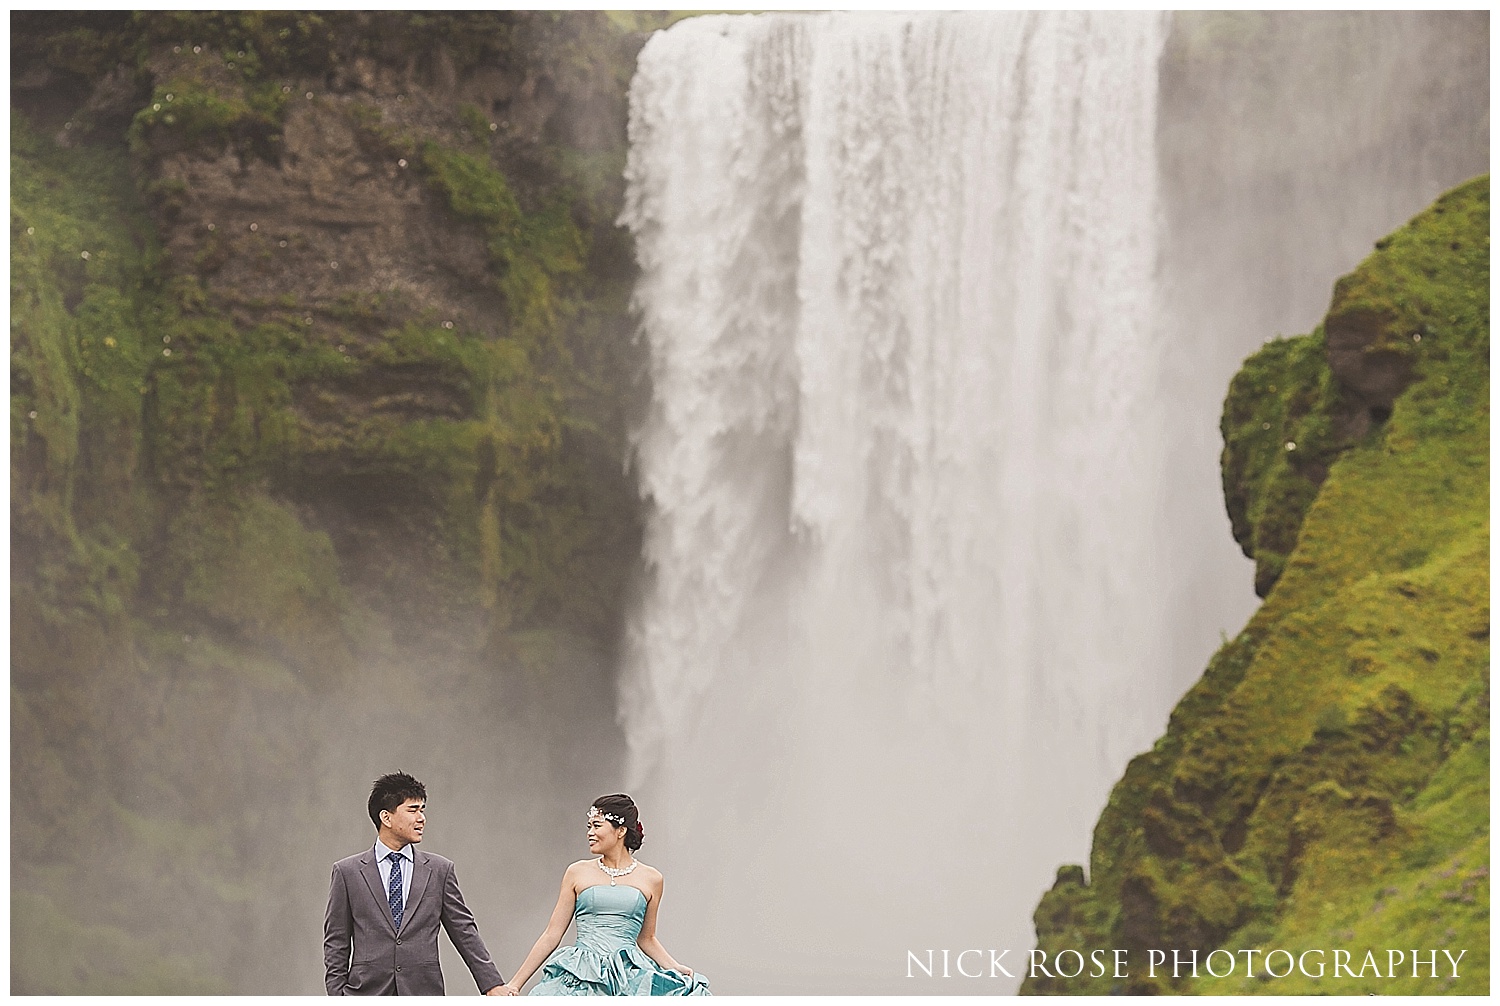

{"left": 485, "top": 984, "right": 519, "bottom": 996}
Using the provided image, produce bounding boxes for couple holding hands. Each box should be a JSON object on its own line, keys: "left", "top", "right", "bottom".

{"left": 324, "top": 773, "right": 710, "bottom": 996}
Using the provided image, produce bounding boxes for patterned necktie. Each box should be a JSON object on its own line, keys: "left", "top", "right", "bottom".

{"left": 387, "top": 852, "right": 405, "bottom": 931}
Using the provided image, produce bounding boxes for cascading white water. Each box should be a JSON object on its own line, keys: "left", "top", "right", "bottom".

{"left": 620, "top": 12, "right": 1174, "bottom": 992}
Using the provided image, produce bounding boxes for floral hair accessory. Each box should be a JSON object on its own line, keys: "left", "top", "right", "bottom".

{"left": 588, "top": 805, "right": 626, "bottom": 826}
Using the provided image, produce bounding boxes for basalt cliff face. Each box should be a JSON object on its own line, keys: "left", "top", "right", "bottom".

{"left": 11, "top": 12, "right": 659, "bottom": 993}
{"left": 1025, "top": 179, "right": 1489, "bottom": 994}
{"left": 14, "top": 11, "right": 649, "bottom": 634}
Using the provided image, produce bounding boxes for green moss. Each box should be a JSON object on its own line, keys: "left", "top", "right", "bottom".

{"left": 146, "top": 310, "right": 301, "bottom": 489}
{"left": 167, "top": 493, "right": 351, "bottom": 679}
{"left": 11, "top": 115, "right": 161, "bottom": 637}
{"left": 128, "top": 65, "right": 288, "bottom": 160}
{"left": 372, "top": 320, "right": 496, "bottom": 398}
{"left": 1221, "top": 178, "right": 1490, "bottom": 598}
{"left": 1026, "top": 177, "right": 1488, "bottom": 995}
{"left": 1221, "top": 328, "right": 1346, "bottom": 595}
{"left": 133, "top": 11, "right": 337, "bottom": 78}
{"left": 419, "top": 141, "right": 586, "bottom": 346}
{"left": 397, "top": 138, "right": 629, "bottom": 625}
{"left": 421, "top": 143, "right": 523, "bottom": 228}
{"left": 458, "top": 102, "right": 495, "bottom": 145}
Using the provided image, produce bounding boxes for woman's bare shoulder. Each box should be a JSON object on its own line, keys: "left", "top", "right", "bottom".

{"left": 562, "top": 859, "right": 598, "bottom": 881}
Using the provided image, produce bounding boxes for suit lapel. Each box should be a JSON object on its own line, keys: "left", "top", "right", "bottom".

{"left": 359, "top": 852, "right": 398, "bottom": 935}
{"left": 404, "top": 850, "right": 434, "bottom": 930}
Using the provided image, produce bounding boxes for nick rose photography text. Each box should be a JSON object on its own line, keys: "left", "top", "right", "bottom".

{"left": 905, "top": 948, "right": 1467, "bottom": 981}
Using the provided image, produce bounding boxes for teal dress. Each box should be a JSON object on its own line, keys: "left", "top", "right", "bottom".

{"left": 528, "top": 884, "right": 710, "bottom": 996}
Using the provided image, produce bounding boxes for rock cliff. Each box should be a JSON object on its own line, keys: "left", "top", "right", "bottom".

{"left": 1025, "top": 178, "right": 1489, "bottom": 994}
{"left": 11, "top": 12, "right": 657, "bottom": 992}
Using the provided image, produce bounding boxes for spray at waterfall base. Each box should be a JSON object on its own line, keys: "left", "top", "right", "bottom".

{"left": 904, "top": 946, "right": 1468, "bottom": 983}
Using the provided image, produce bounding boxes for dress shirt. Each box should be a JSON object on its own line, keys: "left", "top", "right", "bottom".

{"left": 375, "top": 840, "right": 412, "bottom": 910}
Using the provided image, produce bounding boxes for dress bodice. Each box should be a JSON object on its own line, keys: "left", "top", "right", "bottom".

{"left": 526, "top": 880, "right": 709, "bottom": 995}
{"left": 572, "top": 884, "right": 647, "bottom": 955}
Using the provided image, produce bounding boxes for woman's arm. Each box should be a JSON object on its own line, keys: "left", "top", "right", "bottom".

{"left": 635, "top": 874, "right": 692, "bottom": 976}
{"left": 501, "top": 870, "right": 580, "bottom": 993}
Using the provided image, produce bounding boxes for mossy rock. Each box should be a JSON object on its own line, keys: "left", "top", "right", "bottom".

{"left": 11, "top": 13, "right": 648, "bottom": 993}
{"left": 1221, "top": 178, "right": 1487, "bottom": 598}
{"left": 1026, "top": 176, "right": 1489, "bottom": 995}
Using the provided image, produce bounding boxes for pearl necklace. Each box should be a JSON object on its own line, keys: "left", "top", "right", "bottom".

{"left": 596, "top": 857, "right": 639, "bottom": 885}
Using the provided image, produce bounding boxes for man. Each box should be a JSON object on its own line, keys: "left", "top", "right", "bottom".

{"left": 324, "top": 772, "right": 507, "bottom": 995}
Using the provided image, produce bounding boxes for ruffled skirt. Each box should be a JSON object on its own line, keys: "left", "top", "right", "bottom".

{"left": 528, "top": 943, "right": 710, "bottom": 996}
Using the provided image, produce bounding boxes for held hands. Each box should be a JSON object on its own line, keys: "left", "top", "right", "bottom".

{"left": 487, "top": 983, "right": 521, "bottom": 996}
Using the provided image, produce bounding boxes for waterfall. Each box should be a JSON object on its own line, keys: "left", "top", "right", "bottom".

{"left": 619, "top": 11, "right": 1173, "bottom": 991}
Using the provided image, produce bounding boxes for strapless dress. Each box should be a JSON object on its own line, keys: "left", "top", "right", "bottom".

{"left": 527, "top": 884, "right": 711, "bottom": 996}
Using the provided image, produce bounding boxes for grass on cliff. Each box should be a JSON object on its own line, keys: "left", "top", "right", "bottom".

{"left": 1026, "top": 177, "right": 1488, "bottom": 996}
{"left": 11, "top": 116, "right": 160, "bottom": 629}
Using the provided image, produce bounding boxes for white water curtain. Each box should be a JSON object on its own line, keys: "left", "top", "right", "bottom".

{"left": 620, "top": 12, "right": 1170, "bottom": 992}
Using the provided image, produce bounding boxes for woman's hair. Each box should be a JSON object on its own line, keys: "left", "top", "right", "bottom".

{"left": 592, "top": 793, "right": 644, "bottom": 851}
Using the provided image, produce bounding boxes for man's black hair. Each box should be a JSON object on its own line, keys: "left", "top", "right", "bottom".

{"left": 368, "top": 771, "right": 427, "bottom": 829}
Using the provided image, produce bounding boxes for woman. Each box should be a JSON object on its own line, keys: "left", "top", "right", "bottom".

{"left": 499, "top": 794, "right": 709, "bottom": 996}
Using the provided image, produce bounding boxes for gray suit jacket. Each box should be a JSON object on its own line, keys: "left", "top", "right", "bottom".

{"left": 323, "top": 846, "right": 504, "bottom": 995}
